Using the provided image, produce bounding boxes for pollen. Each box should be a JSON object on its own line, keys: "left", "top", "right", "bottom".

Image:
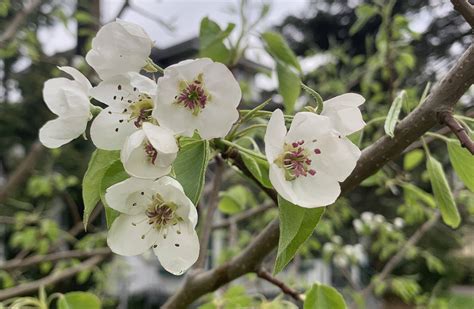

{"left": 275, "top": 140, "right": 317, "bottom": 181}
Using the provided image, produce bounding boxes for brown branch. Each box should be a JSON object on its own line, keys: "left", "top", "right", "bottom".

{"left": 256, "top": 268, "right": 302, "bottom": 302}
{"left": 0, "top": 0, "right": 42, "bottom": 47}
{"left": 0, "top": 255, "right": 105, "bottom": 301}
{"left": 195, "top": 158, "right": 225, "bottom": 269}
{"left": 163, "top": 44, "right": 474, "bottom": 308}
{"left": 0, "top": 248, "right": 111, "bottom": 271}
{"left": 212, "top": 202, "right": 274, "bottom": 230}
{"left": 0, "top": 141, "right": 45, "bottom": 204}
{"left": 360, "top": 212, "right": 440, "bottom": 298}
{"left": 438, "top": 111, "right": 474, "bottom": 154}
{"left": 451, "top": 0, "right": 474, "bottom": 28}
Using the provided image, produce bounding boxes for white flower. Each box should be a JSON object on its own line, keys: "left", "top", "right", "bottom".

{"left": 394, "top": 217, "right": 405, "bottom": 229}
{"left": 334, "top": 254, "right": 349, "bottom": 268}
{"left": 89, "top": 72, "right": 157, "bottom": 150}
{"left": 321, "top": 93, "right": 366, "bottom": 136}
{"left": 152, "top": 58, "right": 241, "bottom": 139}
{"left": 121, "top": 123, "right": 178, "bottom": 179}
{"left": 353, "top": 219, "right": 363, "bottom": 233}
{"left": 264, "top": 109, "right": 361, "bottom": 208}
{"left": 39, "top": 66, "right": 92, "bottom": 148}
{"left": 374, "top": 214, "right": 385, "bottom": 224}
{"left": 331, "top": 235, "right": 343, "bottom": 245}
{"left": 105, "top": 176, "right": 199, "bottom": 275}
{"left": 361, "top": 212, "right": 373, "bottom": 223}
{"left": 85, "top": 19, "right": 153, "bottom": 79}
{"left": 323, "top": 243, "right": 335, "bottom": 254}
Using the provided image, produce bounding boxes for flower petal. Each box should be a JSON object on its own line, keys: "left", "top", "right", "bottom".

{"left": 285, "top": 112, "right": 332, "bottom": 143}
{"left": 264, "top": 109, "right": 287, "bottom": 163}
{"left": 90, "top": 107, "right": 137, "bottom": 150}
{"left": 321, "top": 93, "right": 366, "bottom": 136}
{"left": 142, "top": 123, "right": 178, "bottom": 155}
{"left": 58, "top": 66, "right": 92, "bottom": 93}
{"left": 89, "top": 74, "right": 140, "bottom": 108}
{"left": 153, "top": 221, "right": 199, "bottom": 275}
{"left": 197, "top": 102, "right": 239, "bottom": 139}
{"left": 128, "top": 72, "right": 157, "bottom": 96}
{"left": 291, "top": 168, "right": 341, "bottom": 207}
{"left": 43, "top": 79, "right": 90, "bottom": 117}
{"left": 105, "top": 177, "right": 155, "bottom": 214}
{"left": 39, "top": 116, "right": 88, "bottom": 148}
{"left": 107, "top": 213, "right": 158, "bottom": 256}
{"left": 269, "top": 164, "right": 298, "bottom": 203}
{"left": 165, "top": 58, "right": 213, "bottom": 81}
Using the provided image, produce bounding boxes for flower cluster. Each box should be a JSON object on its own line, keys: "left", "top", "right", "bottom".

{"left": 40, "top": 19, "right": 365, "bottom": 275}
{"left": 40, "top": 19, "right": 241, "bottom": 275}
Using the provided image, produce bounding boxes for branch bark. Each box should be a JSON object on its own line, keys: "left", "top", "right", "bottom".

{"left": 451, "top": 0, "right": 474, "bottom": 28}
{"left": 256, "top": 268, "right": 302, "bottom": 302}
{"left": 0, "top": 0, "right": 42, "bottom": 48}
{"left": 438, "top": 111, "right": 474, "bottom": 154}
{"left": 0, "top": 255, "right": 106, "bottom": 301}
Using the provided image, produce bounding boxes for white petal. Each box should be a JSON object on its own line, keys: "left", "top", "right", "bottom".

{"left": 286, "top": 112, "right": 332, "bottom": 143}
{"left": 196, "top": 102, "right": 239, "bottom": 139}
{"left": 153, "top": 221, "right": 199, "bottom": 275}
{"left": 107, "top": 214, "right": 158, "bottom": 256}
{"left": 89, "top": 74, "right": 139, "bottom": 107}
{"left": 321, "top": 93, "right": 366, "bottom": 136}
{"left": 58, "top": 66, "right": 92, "bottom": 93}
{"left": 105, "top": 177, "right": 155, "bottom": 214}
{"left": 264, "top": 109, "right": 286, "bottom": 163}
{"left": 90, "top": 107, "right": 138, "bottom": 150}
{"left": 269, "top": 164, "right": 298, "bottom": 203}
{"left": 43, "top": 79, "right": 90, "bottom": 117}
{"left": 142, "top": 123, "right": 178, "bottom": 155}
{"left": 165, "top": 58, "right": 213, "bottom": 82}
{"left": 39, "top": 116, "right": 88, "bottom": 148}
{"left": 203, "top": 61, "right": 241, "bottom": 109}
{"left": 291, "top": 169, "right": 341, "bottom": 207}
{"left": 128, "top": 72, "right": 157, "bottom": 96}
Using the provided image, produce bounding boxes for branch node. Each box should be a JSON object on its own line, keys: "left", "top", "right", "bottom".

{"left": 438, "top": 111, "right": 474, "bottom": 154}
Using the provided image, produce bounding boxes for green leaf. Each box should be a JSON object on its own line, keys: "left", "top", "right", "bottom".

{"left": 241, "top": 152, "right": 272, "bottom": 188}
{"left": 276, "top": 62, "right": 301, "bottom": 114}
{"left": 57, "top": 292, "right": 101, "bottom": 309}
{"left": 173, "top": 138, "right": 210, "bottom": 204}
{"left": 100, "top": 161, "right": 129, "bottom": 228}
{"left": 384, "top": 90, "right": 406, "bottom": 138}
{"left": 401, "top": 183, "right": 436, "bottom": 208}
{"left": 262, "top": 31, "right": 301, "bottom": 72}
{"left": 82, "top": 150, "right": 120, "bottom": 229}
{"left": 447, "top": 140, "right": 474, "bottom": 192}
{"left": 274, "top": 196, "right": 325, "bottom": 274}
{"left": 218, "top": 185, "right": 250, "bottom": 215}
{"left": 404, "top": 149, "right": 424, "bottom": 171}
{"left": 349, "top": 4, "right": 378, "bottom": 35}
{"left": 199, "top": 17, "right": 235, "bottom": 64}
{"left": 304, "top": 283, "right": 347, "bottom": 309}
{"left": 426, "top": 155, "right": 461, "bottom": 228}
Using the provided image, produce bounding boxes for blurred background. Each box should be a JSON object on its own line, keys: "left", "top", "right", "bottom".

{"left": 0, "top": 0, "right": 473, "bottom": 308}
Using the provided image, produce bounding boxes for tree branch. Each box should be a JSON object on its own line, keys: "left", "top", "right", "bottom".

{"left": 255, "top": 268, "right": 302, "bottom": 302}
{"left": 0, "top": 0, "right": 42, "bottom": 48}
{"left": 438, "top": 111, "right": 474, "bottom": 154}
{"left": 451, "top": 0, "right": 474, "bottom": 28}
{"left": 0, "top": 255, "right": 106, "bottom": 301}
{"left": 163, "top": 44, "right": 474, "bottom": 308}
{"left": 212, "top": 202, "right": 274, "bottom": 230}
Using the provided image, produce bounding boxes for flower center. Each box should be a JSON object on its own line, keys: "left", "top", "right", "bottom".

{"left": 129, "top": 94, "right": 153, "bottom": 128}
{"left": 144, "top": 142, "right": 158, "bottom": 165}
{"left": 175, "top": 74, "right": 210, "bottom": 115}
{"left": 144, "top": 194, "right": 181, "bottom": 231}
{"left": 275, "top": 140, "right": 321, "bottom": 181}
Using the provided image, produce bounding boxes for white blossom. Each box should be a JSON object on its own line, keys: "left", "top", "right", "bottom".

{"left": 39, "top": 66, "right": 92, "bottom": 148}
{"left": 374, "top": 214, "right": 385, "bottom": 224}
{"left": 121, "top": 123, "right": 178, "bottom": 179}
{"left": 152, "top": 58, "right": 241, "bottom": 139}
{"left": 321, "top": 93, "right": 366, "bottom": 136}
{"left": 334, "top": 254, "right": 349, "bottom": 268}
{"left": 361, "top": 211, "right": 374, "bottom": 223}
{"left": 105, "top": 176, "right": 199, "bottom": 275}
{"left": 85, "top": 19, "right": 153, "bottom": 79}
{"left": 353, "top": 219, "right": 364, "bottom": 233}
{"left": 394, "top": 217, "right": 405, "bottom": 229}
{"left": 89, "top": 72, "right": 157, "bottom": 150}
{"left": 264, "top": 109, "right": 361, "bottom": 208}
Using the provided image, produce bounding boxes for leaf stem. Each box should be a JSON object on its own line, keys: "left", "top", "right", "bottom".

{"left": 219, "top": 139, "right": 267, "bottom": 160}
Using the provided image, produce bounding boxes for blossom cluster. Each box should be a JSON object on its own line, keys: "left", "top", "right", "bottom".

{"left": 40, "top": 20, "right": 365, "bottom": 275}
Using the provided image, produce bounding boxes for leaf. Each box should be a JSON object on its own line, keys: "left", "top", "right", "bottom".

{"left": 384, "top": 90, "right": 406, "bottom": 138}
{"left": 241, "top": 152, "right": 272, "bottom": 188}
{"left": 426, "top": 155, "right": 461, "bottom": 228}
{"left": 173, "top": 138, "right": 210, "bottom": 204}
{"left": 403, "top": 149, "right": 424, "bottom": 171}
{"left": 100, "top": 161, "right": 129, "bottom": 228}
{"left": 304, "top": 283, "right": 347, "bottom": 309}
{"left": 349, "top": 4, "right": 378, "bottom": 35}
{"left": 218, "top": 185, "right": 250, "bottom": 215}
{"left": 262, "top": 31, "right": 301, "bottom": 72}
{"left": 447, "top": 140, "right": 474, "bottom": 192}
{"left": 276, "top": 62, "right": 301, "bottom": 114}
{"left": 57, "top": 292, "right": 101, "bottom": 309}
{"left": 199, "top": 17, "right": 235, "bottom": 64}
{"left": 82, "top": 150, "right": 120, "bottom": 229}
{"left": 401, "top": 183, "right": 435, "bottom": 208}
{"left": 274, "top": 196, "right": 325, "bottom": 274}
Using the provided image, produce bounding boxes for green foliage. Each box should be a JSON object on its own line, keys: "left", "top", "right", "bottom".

{"left": 100, "top": 161, "right": 128, "bottom": 228}
{"left": 173, "top": 137, "right": 210, "bottom": 204}
{"left": 218, "top": 185, "right": 254, "bottom": 214}
{"left": 199, "top": 17, "right": 235, "bottom": 64}
{"left": 384, "top": 90, "right": 406, "bottom": 138}
{"left": 350, "top": 4, "right": 379, "bottom": 35}
{"left": 426, "top": 155, "right": 461, "bottom": 228}
{"left": 199, "top": 285, "right": 256, "bottom": 308}
{"left": 390, "top": 277, "right": 421, "bottom": 303}
{"left": 262, "top": 31, "right": 302, "bottom": 73}
{"left": 274, "top": 196, "right": 325, "bottom": 274}
{"left": 447, "top": 140, "right": 474, "bottom": 192}
{"left": 241, "top": 152, "right": 272, "bottom": 188}
{"left": 404, "top": 149, "right": 425, "bottom": 171}
{"left": 276, "top": 61, "right": 301, "bottom": 113}
{"left": 304, "top": 283, "right": 347, "bottom": 309}
{"left": 57, "top": 292, "right": 101, "bottom": 309}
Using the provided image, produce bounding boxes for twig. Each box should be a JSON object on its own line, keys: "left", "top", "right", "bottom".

{"left": 112, "top": 0, "right": 130, "bottom": 22}
{"left": 0, "top": 248, "right": 111, "bottom": 271}
{"left": 451, "top": 0, "right": 474, "bottom": 28}
{"left": 255, "top": 268, "right": 302, "bottom": 302}
{"left": 212, "top": 202, "right": 274, "bottom": 230}
{"left": 360, "top": 212, "right": 441, "bottom": 298}
{"left": 0, "top": 0, "right": 42, "bottom": 47}
{"left": 129, "top": 3, "right": 174, "bottom": 32}
{"left": 0, "top": 255, "right": 106, "bottom": 301}
{"left": 0, "top": 141, "right": 45, "bottom": 204}
{"left": 195, "top": 157, "right": 225, "bottom": 269}
{"left": 438, "top": 111, "right": 474, "bottom": 154}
